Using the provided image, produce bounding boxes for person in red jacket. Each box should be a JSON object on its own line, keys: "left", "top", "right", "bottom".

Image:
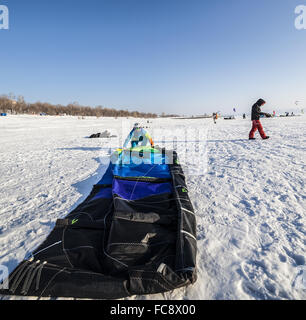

{"left": 249, "top": 99, "right": 271, "bottom": 140}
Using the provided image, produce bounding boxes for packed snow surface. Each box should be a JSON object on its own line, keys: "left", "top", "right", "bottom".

{"left": 0, "top": 114, "right": 305, "bottom": 300}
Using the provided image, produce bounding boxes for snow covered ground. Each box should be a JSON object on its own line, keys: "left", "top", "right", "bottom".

{"left": 0, "top": 114, "right": 305, "bottom": 300}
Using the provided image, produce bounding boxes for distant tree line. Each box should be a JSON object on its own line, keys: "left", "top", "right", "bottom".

{"left": 159, "top": 112, "right": 180, "bottom": 118}
{"left": 0, "top": 94, "right": 159, "bottom": 118}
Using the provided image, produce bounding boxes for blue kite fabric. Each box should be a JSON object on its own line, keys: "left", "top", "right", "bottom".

{"left": 0, "top": 146, "right": 197, "bottom": 299}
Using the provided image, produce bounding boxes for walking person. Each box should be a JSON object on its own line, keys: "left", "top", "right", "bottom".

{"left": 212, "top": 112, "right": 217, "bottom": 124}
{"left": 249, "top": 99, "right": 271, "bottom": 140}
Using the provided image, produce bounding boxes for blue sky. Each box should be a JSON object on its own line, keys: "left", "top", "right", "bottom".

{"left": 0, "top": 0, "right": 306, "bottom": 115}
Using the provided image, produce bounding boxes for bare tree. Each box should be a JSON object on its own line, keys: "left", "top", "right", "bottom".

{"left": 0, "top": 95, "right": 161, "bottom": 118}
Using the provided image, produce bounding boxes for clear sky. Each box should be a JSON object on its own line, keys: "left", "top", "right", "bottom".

{"left": 0, "top": 0, "right": 306, "bottom": 115}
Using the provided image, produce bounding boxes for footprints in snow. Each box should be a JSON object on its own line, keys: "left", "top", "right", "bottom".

{"left": 282, "top": 247, "right": 305, "bottom": 266}
{"left": 239, "top": 244, "right": 305, "bottom": 299}
{"left": 196, "top": 224, "right": 206, "bottom": 241}
{"left": 239, "top": 259, "right": 277, "bottom": 300}
{"left": 238, "top": 198, "right": 260, "bottom": 217}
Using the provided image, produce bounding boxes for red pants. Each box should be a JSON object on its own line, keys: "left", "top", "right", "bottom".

{"left": 249, "top": 120, "right": 267, "bottom": 139}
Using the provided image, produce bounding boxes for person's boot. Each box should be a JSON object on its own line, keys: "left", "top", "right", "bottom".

{"left": 249, "top": 137, "right": 256, "bottom": 140}
{"left": 263, "top": 136, "right": 270, "bottom": 140}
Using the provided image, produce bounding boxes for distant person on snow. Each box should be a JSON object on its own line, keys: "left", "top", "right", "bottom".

{"left": 212, "top": 113, "right": 218, "bottom": 124}
{"left": 123, "top": 123, "right": 154, "bottom": 148}
{"left": 249, "top": 99, "right": 271, "bottom": 140}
